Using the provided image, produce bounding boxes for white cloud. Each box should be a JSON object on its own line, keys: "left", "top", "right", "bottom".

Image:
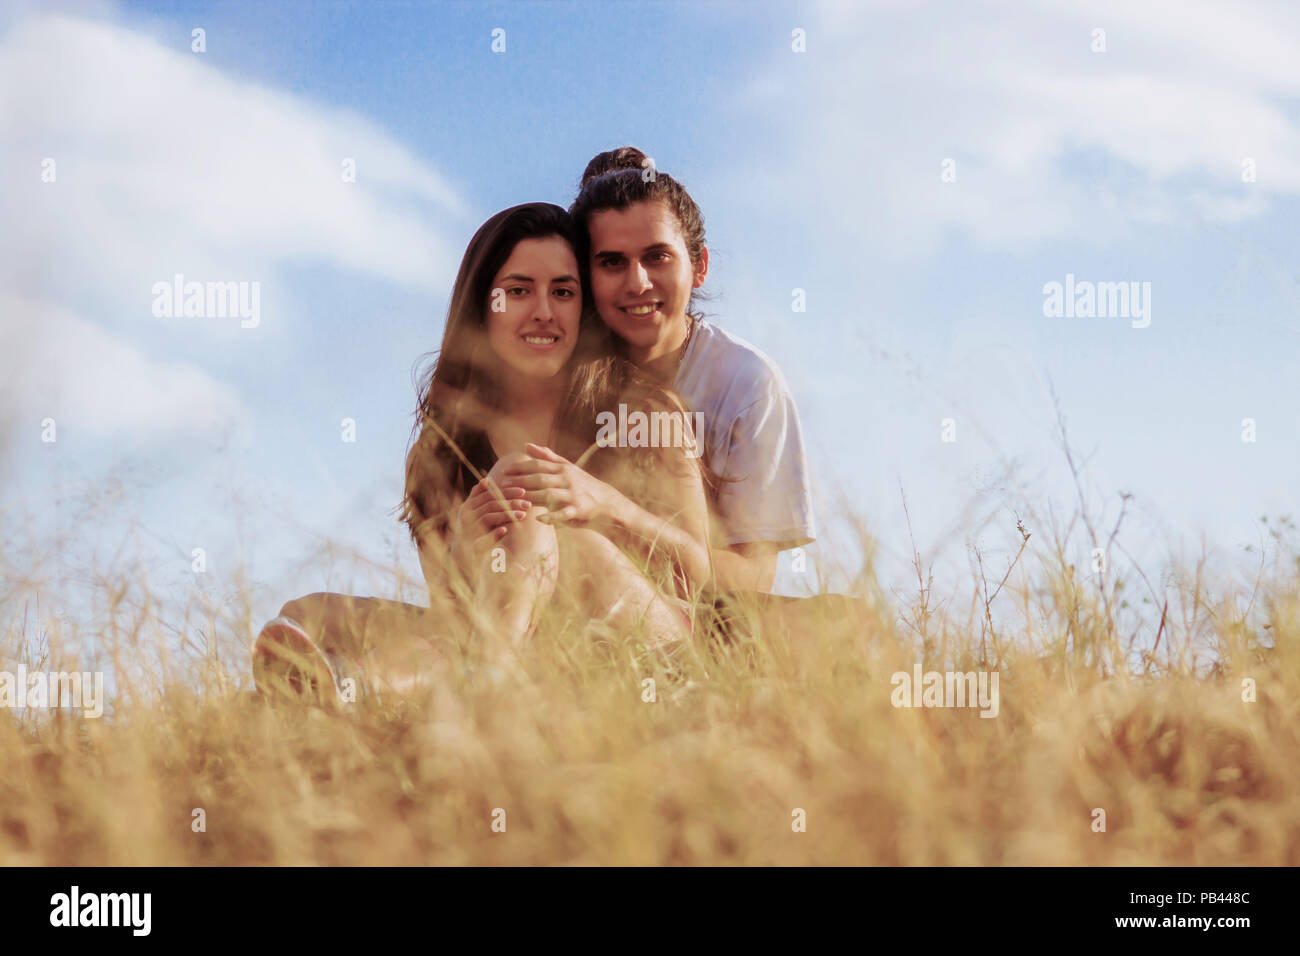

{"left": 0, "top": 14, "right": 468, "bottom": 303}
{"left": 0, "top": 11, "right": 470, "bottom": 443}
{"left": 732, "top": 0, "right": 1300, "bottom": 256}
{"left": 0, "top": 292, "right": 245, "bottom": 443}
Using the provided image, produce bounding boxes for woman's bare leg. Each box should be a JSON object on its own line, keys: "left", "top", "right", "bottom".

{"left": 271, "top": 513, "right": 680, "bottom": 691}
{"left": 277, "top": 593, "right": 434, "bottom": 660}
{"left": 553, "top": 526, "right": 690, "bottom": 650}
{"left": 465, "top": 504, "right": 559, "bottom": 651}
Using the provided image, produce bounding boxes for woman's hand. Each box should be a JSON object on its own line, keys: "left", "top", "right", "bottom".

{"left": 451, "top": 474, "right": 532, "bottom": 547}
{"left": 498, "top": 443, "right": 626, "bottom": 529}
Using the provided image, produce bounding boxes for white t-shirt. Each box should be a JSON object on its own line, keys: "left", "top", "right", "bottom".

{"left": 673, "top": 318, "right": 816, "bottom": 549}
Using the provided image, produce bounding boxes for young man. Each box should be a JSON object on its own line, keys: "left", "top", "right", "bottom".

{"left": 565, "top": 146, "right": 816, "bottom": 593}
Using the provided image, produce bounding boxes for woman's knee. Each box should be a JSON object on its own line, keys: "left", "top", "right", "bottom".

{"left": 467, "top": 509, "right": 558, "bottom": 601}
{"left": 496, "top": 508, "right": 558, "bottom": 565}
{"left": 278, "top": 591, "right": 333, "bottom": 625}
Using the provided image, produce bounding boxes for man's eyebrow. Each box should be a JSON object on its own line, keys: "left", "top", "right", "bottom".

{"left": 593, "top": 243, "right": 673, "bottom": 258}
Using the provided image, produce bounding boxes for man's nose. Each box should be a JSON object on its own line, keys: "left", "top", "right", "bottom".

{"left": 624, "top": 261, "right": 652, "bottom": 294}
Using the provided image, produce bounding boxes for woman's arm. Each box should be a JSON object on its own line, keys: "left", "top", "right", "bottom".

{"left": 415, "top": 478, "right": 532, "bottom": 594}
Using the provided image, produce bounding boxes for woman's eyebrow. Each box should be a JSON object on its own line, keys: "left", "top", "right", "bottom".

{"left": 551, "top": 274, "right": 579, "bottom": 283}
{"left": 498, "top": 273, "right": 536, "bottom": 283}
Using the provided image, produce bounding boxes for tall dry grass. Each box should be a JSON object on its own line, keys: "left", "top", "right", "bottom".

{"left": 1, "top": 435, "right": 1297, "bottom": 866}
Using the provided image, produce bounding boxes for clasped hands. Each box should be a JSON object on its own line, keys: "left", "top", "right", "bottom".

{"left": 453, "top": 443, "right": 621, "bottom": 545}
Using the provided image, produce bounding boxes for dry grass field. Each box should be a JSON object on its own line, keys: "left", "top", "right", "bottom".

{"left": 2, "top": 489, "right": 1295, "bottom": 867}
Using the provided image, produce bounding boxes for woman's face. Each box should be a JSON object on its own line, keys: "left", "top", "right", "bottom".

{"left": 485, "top": 236, "right": 582, "bottom": 381}
{"left": 585, "top": 199, "right": 707, "bottom": 361}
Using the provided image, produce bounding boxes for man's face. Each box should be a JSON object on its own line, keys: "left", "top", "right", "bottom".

{"left": 586, "top": 199, "right": 707, "bottom": 362}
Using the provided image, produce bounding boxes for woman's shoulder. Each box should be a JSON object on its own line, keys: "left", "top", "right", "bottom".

{"left": 402, "top": 425, "right": 495, "bottom": 537}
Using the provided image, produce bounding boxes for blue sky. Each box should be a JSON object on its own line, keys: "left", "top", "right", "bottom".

{"left": 2, "top": 0, "right": 1297, "bottom": 660}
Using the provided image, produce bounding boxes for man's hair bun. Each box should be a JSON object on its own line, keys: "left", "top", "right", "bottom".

{"left": 579, "top": 146, "right": 650, "bottom": 186}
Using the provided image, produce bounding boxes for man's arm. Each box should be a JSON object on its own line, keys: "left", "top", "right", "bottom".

{"left": 605, "top": 490, "right": 713, "bottom": 598}
{"left": 710, "top": 541, "right": 779, "bottom": 593}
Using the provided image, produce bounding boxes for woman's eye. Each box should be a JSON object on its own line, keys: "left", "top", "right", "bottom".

{"left": 508, "top": 287, "right": 527, "bottom": 296}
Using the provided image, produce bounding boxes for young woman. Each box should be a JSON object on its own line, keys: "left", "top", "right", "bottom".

{"left": 504, "top": 148, "right": 816, "bottom": 595}
{"left": 254, "top": 203, "right": 712, "bottom": 704}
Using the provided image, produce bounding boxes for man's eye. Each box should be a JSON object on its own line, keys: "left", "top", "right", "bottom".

{"left": 598, "top": 258, "right": 622, "bottom": 269}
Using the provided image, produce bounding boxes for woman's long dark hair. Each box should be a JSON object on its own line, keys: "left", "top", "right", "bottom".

{"left": 399, "top": 202, "right": 692, "bottom": 543}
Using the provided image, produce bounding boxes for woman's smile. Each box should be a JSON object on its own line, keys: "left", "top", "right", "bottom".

{"left": 520, "top": 330, "right": 562, "bottom": 348}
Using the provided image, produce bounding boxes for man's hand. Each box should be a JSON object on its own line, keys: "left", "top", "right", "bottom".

{"left": 497, "top": 443, "right": 626, "bottom": 529}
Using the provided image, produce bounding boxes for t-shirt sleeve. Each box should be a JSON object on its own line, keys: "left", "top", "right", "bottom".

{"left": 711, "top": 376, "right": 816, "bottom": 550}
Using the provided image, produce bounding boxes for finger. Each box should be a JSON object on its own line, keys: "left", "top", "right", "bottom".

{"left": 485, "top": 503, "right": 524, "bottom": 523}
{"left": 498, "top": 459, "right": 563, "bottom": 476}
{"left": 521, "top": 489, "right": 571, "bottom": 508}
{"left": 468, "top": 479, "right": 502, "bottom": 506}
{"left": 503, "top": 474, "right": 565, "bottom": 491}
{"left": 476, "top": 498, "right": 532, "bottom": 524}
{"left": 467, "top": 495, "right": 506, "bottom": 521}
{"left": 481, "top": 510, "right": 523, "bottom": 530}
{"left": 537, "top": 505, "right": 579, "bottom": 524}
{"left": 479, "top": 477, "right": 515, "bottom": 498}
{"left": 525, "top": 443, "right": 568, "bottom": 464}
{"left": 470, "top": 486, "right": 525, "bottom": 512}
{"left": 497, "top": 502, "right": 535, "bottom": 525}
{"left": 478, "top": 524, "right": 509, "bottom": 543}
{"left": 476, "top": 485, "right": 526, "bottom": 513}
